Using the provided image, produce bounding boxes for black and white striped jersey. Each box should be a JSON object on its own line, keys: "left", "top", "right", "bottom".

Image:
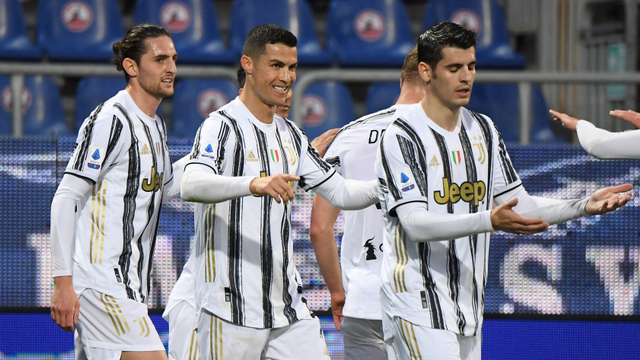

{"left": 187, "top": 97, "right": 335, "bottom": 329}
{"left": 65, "top": 90, "right": 174, "bottom": 304}
{"left": 375, "top": 104, "right": 521, "bottom": 336}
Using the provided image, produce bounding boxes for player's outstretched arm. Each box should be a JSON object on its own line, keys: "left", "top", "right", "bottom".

{"left": 310, "top": 128, "right": 339, "bottom": 158}
{"left": 549, "top": 109, "right": 580, "bottom": 131}
{"left": 610, "top": 109, "right": 640, "bottom": 129}
{"left": 490, "top": 198, "right": 550, "bottom": 235}
{"left": 249, "top": 173, "right": 299, "bottom": 204}
{"left": 162, "top": 154, "right": 190, "bottom": 202}
{"left": 584, "top": 184, "right": 633, "bottom": 215}
{"left": 309, "top": 193, "right": 345, "bottom": 330}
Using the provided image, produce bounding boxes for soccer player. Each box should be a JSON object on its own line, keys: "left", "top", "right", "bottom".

{"left": 550, "top": 109, "right": 640, "bottom": 159}
{"left": 50, "top": 24, "right": 185, "bottom": 360}
{"left": 375, "top": 22, "right": 632, "bottom": 360}
{"left": 308, "top": 46, "right": 425, "bottom": 360}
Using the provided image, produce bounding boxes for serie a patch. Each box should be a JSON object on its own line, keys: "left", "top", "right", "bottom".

{"left": 87, "top": 146, "right": 104, "bottom": 169}
{"left": 397, "top": 171, "right": 415, "bottom": 192}
{"left": 201, "top": 143, "right": 216, "bottom": 159}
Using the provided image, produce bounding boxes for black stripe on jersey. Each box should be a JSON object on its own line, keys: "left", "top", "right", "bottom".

{"left": 396, "top": 135, "right": 428, "bottom": 196}
{"left": 469, "top": 111, "right": 494, "bottom": 211}
{"left": 114, "top": 103, "right": 141, "bottom": 301}
{"left": 430, "top": 130, "right": 453, "bottom": 213}
{"left": 325, "top": 156, "right": 340, "bottom": 168}
{"left": 73, "top": 102, "right": 104, "bottom": 170}
{"left": 379, "top": 133, "right": 402, "bottom": 202}
{"left": 418, "top": 242, "right": 444, "bottom": 329}
{"left": 252, "top": 124, "right": 275, "bottom": 328}
{"left": 103, "top": 115, "right": 123, "bottom": 166}
{"left": 335, "top": 108, "right": 397, "bottom": 137}
{"left": 393, "top": 119, "right": 429, "bottom": 195}
{"left": 471, "top": 111, "right": 517, "bottom": 185}
{"left": 215, "top": 122, "right": 231, "bottom": 174}
{"left": 283, "top": 120, "right": 301, "bottom": 155}
{"left": 189, "top": 124, "right": 203, "bottom": 160}
{"left": 220, "top": 110, "right": 246, "bottom": 325}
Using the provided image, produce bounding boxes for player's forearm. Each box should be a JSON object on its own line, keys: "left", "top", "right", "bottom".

{"left": 162, "top": 154, "right": 190, "bottom": 201}
{"left": 314, "top": 175, "right": 378, "bottom": 210}
{"left": 181, "top": 164, "right": 254, "bottom": 203}
{"left": 496, "top": 186, "right": 589, "bottom": 224}
{"left": 576, "top": 120, "right": 640, "bottom": 159}
{"left": 396, "top": 202, "right": 494, "bottom": 242}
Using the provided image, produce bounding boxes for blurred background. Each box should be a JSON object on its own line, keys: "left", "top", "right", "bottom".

{"left": 1, "top": 0, "right": 640, "bottom": 359}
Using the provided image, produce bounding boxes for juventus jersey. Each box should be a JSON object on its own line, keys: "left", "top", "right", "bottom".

{"left": 187, "top": 97, "right": 335, "bottom": 329}
{"left": 65, "top": 90, "right": 174, "bottom": 304}
{"left": 375, "top": 104, "right": 521, "bottom": 336}
{"left": 324, "top": 106, "right": 404, "bottom": 320}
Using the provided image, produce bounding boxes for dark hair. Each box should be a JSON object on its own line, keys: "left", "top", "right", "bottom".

{"left": 417, "top": 21, "right": 477, "bottom": 71}
{"left": 237, "top": 65, "right": 246, "bottom": 88}
{"left": 112, "top": 24, "right": 172, "bottom": 82}
{"left": 242, "top": 24, "right": 297, "bottom": 60}
{"left": 401, "top": 46, "right": 421, "bottom": 85}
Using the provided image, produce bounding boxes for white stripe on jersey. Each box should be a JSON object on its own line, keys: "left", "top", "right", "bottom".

{"left": 188, "top": 97, "right": 335, "bottom": 329}
{"left": 66, "top": 90, "right": 173, "bottom": 304}
{"left": 375, "top": 104, "right": 521, "bottom": 336}
{"left": 323, "top": 105, "right": 403, "bottom": 320}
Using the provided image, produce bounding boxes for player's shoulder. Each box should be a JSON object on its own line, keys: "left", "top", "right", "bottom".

{"left": 461, "top": 107, "right": 495, "bottom": 127}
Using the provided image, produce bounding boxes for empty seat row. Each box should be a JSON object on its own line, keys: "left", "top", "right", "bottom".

{"left": 1, "top": 0, "right": 524, "bottom": 68}
{"left": 0, "top": 76, "right": 561, "bottom": 143}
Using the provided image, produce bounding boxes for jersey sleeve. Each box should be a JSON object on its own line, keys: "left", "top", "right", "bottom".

{"left": 295, "top": 128, "right": 336, "bottom": 191}
{"left": 322, "top": 131, "right": 347, "bottom": 176}
{"left": 185, "top": 114, "right": 231, "bottom": 175}
{"left": 489, "top": 118, "right": 523, "bottom": 198}
{"left": 65, "top": 107, "right": 127, "bottom": 183}
{"left": 376, "top": 122, "right": 429, "bottom": 215}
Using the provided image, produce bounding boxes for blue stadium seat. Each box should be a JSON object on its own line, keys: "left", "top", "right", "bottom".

{"left": 0, "top": 0, "right": 42, "bottom": 60}
{"left": 327, "top": 0, "right": 415, "bottom": 67}
{"left": 366, "top": 82, "right": 401, "bottom": 114}
{"left": 37, "top": 0, "right": 123, "bottom": 62}
{"left": 467, "top": 83, "right": 563, "bottom": 143}
{"left": 229, "top": 0, "right": 331, "bottom": 66}
{"left": 135, "top": 0, "right": 235, "bottom": 64}
{"left": 171, "top": 78, "right": 239, "bottom": 138}
{"left": 423, "top": 0, "right": 525, "bottom": 69}
{"left": 75, "top": 77, "right": 126, "bottom": 130}
{"left": 294, "top": 81, "right": 355, "bottom": 141}
{"left": 0, "top": 76, "right": 70, "bottom": 136}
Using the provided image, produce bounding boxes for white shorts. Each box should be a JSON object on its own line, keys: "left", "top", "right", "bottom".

{"left": 165, "top": 301, "right": 200, "bottom": 360}
{"left": 197, "top": 310, "right": 330, "bottom": 360}
{"left": 75, "top": 289, "right": 165, "bottom": 359}
{"left": 383, "top": 315, "right": 481, "bottom": 360}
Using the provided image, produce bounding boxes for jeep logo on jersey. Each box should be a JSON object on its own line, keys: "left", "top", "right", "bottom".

{"left": 1, "top": 86, "right": 31, "bottom": 113}
{"left": 160, "top": 2, "right": 191, "bottom": 33}
{"left": 62, "top": 1, "right": 93, "bottom": 33}
{"left": 198, "top": 89, "right": 227, "bottom": 118}
{"left": 434, "top": 178, "right": 486, "bottom": 206}
{"left": 451, "top": 10, "right": 482, "bottom": 35}
{"left": 354, "top": 10, "right": 385, "bottom": 42}
{"left": 301, "top": 95, "right": 327, "bottom": 126}
{"left": 142, "top": 167, "right": 164, "bottom": 192}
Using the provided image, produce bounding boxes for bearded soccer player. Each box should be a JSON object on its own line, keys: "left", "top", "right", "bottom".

{"left": 50, "top": 24, "right": 188, "bottom": 359}
{"left": 309, "top": 46, "right": 425, "bottom": 360}
{"left": 375, "top": 21, "right": 632, "bottom": 360}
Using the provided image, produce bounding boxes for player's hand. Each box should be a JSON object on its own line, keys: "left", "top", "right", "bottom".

{"left": 609, "top": 109, "right": 640, "bottom": 129}
{"left": 549, "top": 109, "right": 580, "bottom": 131}
{"left": 329, "top": 291, "right": 345, "bottom": 331}
{"left": 310, "top": 128, "right": 339, "bottom": 158}
{"left": 585, "top": 183, "right": 633, "bottom": 215}
{"left": 51, "top": 276, "right": 80, "bottom": 333}
{"left": 491, "top": 198, "right": 550, "bottom": 234}
{"left": 249, "top": 174, "right": 300, "bottom": 204}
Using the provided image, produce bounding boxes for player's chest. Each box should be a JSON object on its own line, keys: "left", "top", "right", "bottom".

{"left": 130, "top": 122, "right": 167, "bottom": 193}
{"left": 242, "top": 129, "right": 299, "bottom": 176}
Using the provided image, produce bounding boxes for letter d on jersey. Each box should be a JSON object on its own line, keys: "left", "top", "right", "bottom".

{"left": 434, "top": 178, "right": 486, "bottom": 206}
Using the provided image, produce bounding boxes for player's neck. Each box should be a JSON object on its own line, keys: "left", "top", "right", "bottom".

{"left": 239, "top": 87, "right": 276, "bottom": 124}
{"left": 395, "top": 84, "right": 425, "bottom": 105}
{"left": 420, "top": 96, "right": 460, "bottom": 132}
{"left": 125, "top": 85, "right": 161, "bottom": 118}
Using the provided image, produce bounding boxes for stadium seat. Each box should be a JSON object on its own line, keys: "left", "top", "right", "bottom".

{"left": 423, "top": 0, "right": 525, "bottom": 69}
{"left": 0, "top": 76, "right": 70, "bottom": 136}
{"left": 74, "top": 77, "right": 126, "bottom": 130}
{"left": 467, "top": 83, "right": 563, "bottom": 143}
{"left": 171, "top": 78, "right": 239, "bottom": 138}
{"left": 0, "top": 0, "right": 42, "bottom": 60}
{"left": 37, "top": 0, "right": 124, "bottom": 62}
{"left": 294, "top": 81, "right": 355, "bottom": 141}
{"left": 366, "top": 82, "right": 401, "bottom": 114}
{"left": 326, "top": 0, "right": 415, "bottom": 67}
{"left": 135, "top": 0, "right": 235, "bottom": 64}
{"left": 229, "top": 0, "right": 331, "bottom": 66}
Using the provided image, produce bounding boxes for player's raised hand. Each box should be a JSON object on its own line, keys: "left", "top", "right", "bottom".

{"left": 310, "top": 128, "right": 339, "bottom": 158}
{"left": 491, "top": 198, "right": 550, "bottom": 234}
{"left": 250, "top": 173, "right": 300, "bottom": 204}
{"left": 585, "top": 183, "right": 633, "bottom": 215}
{"left": 549, "top": 109, "right": 580, "bottom": 131}
{"left": 609, "top": 109, "right": 640, "bottom": 129}
{"left": 51, "top": 276, "right": 80, "bottom": 333}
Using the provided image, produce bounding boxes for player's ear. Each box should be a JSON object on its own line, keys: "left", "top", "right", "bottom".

{"left": 240, "top": 55, "right": 253, "bottom": 76}
{"left": 123, "top": 58, "right": 138, "bottom": 79}
{"left": 419, "top": 62, "right": 431, "bottom": 84}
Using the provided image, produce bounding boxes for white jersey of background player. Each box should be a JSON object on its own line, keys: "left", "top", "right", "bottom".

{"left": 550, "top": 109, "right": 640, "bottom": 159}
{"left": 179, "top": 25, "right": 376, "bottom": 360}
{"left": 309, "top": 47, "right": 425, "bottom": 360}
{"left": 50, "top": 25, "right": 187, "bottom": 360}
{"left": 376, "top": 22, "right": 632, "bottom": 360}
